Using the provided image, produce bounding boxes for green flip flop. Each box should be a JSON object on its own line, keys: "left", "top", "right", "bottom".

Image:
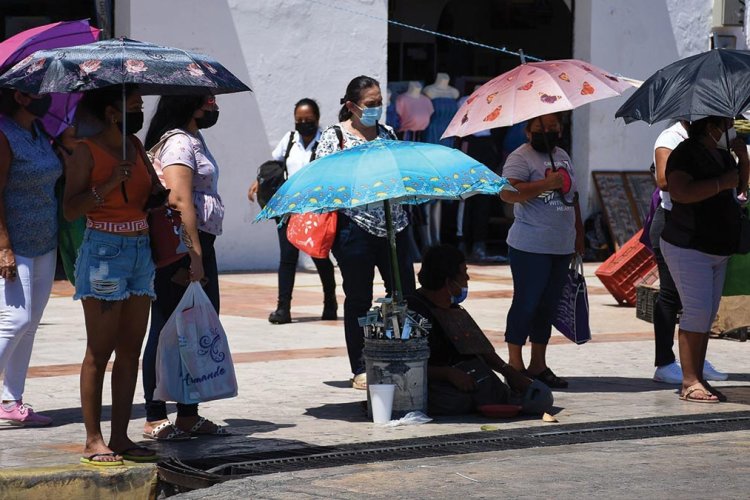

{"left": 80, "top": 452, "right": 125, "bottom": 467}
{"left": 116, "top": 446, "right": 159, "bottom": 463}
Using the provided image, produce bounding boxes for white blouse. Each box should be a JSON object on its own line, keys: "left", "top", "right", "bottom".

{"left": 271, "top": 129, "right": 322, "bottom": 177}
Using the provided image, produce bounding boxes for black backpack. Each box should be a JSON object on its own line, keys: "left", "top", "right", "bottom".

{"left": 256, "top": 132, "right": 296, "bottom": 208}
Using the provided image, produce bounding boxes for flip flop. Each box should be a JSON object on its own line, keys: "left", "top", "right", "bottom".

{"left": 701, "top": 380, "right": 728, "bottom": 402}
{"left": 80, "top": 452, "right": 124, "bottom": 467}
{"left": 142, "top": 420, "right": 193, "bottom": 441}
{"left": 116, "top": 446, "right": 160, "bottom": 463}
{"left": 679, "top": 383, "right": 720, "bottom": 404}
{"left": 186, "top": 416, "right": 231, "bottom": 437}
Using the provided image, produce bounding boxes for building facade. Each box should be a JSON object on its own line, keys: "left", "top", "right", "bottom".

{"left": 1, "top": 0, "right": 747, "bottom": 269}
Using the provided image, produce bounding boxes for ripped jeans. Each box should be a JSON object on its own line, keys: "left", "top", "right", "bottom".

{"left": 73, "top": 229, "right": 156, "bottom": 301}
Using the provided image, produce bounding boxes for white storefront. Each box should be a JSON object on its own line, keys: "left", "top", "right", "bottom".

{"left": 112, "top": 0, "right": 747, "bottom": 270}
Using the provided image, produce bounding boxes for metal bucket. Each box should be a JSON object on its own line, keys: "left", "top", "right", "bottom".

{"left": 363, "top": 337, "right": 430, "bottom": 419}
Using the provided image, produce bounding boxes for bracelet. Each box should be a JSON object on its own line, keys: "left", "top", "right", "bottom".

{"left": 91, "top": 186, "right": 104, "bottom": 206}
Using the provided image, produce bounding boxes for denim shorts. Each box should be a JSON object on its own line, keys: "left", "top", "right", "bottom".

{"left": 74, "top": 228, "right": 156, "bottom": 301}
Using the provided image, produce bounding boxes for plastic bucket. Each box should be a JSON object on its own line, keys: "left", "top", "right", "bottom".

{"left": 364, "top": 337, "right": 430, "bottom": 419}
{"left": 368, "top": 384, "right": 396, "bottom": 423}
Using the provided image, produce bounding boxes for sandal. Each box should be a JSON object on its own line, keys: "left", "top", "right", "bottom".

{"left": 701, "top": 380, "right": 728, "bottom": 402}
{"left": 115, "top": 446, "right": 160, "bottom": 463}
{"left": 351, "top": 373, "right": 367, "bottom": 390}
{"left": 530, "top": 367, "right": 568, "bottom": 389}
{"left": 679, "top": 383, "right": 720, "bottom": 404}
{"left": 80, "top": 452, "right": 124, "bottom": 467}
{"left": 185, "top": 416, "right": 230, "bottom": 437}
{"left": 142, "top": 420, "right": 193, "bottom": 441}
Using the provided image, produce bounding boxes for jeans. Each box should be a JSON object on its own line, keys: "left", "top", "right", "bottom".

{"left": 276, "top": 222, "right": 335, "bottom": 304}
{"left": 0, "top": 249, "right": 56, "bottom": 400}
{"left": 142, "top": 231, "right": 219, "bottom": 422}
{"left": 332, "top": 215, "right": 416, "bottom": 375}
{"left": 505, "top": 246, "right": 571, "bottom": 345}
{"left": 649, "top": 207, "right": 681, "bottom": 366}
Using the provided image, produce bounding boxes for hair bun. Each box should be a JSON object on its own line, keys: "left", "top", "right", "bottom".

{"left": 340, "top": 97, "right": 347, "bottom": 105}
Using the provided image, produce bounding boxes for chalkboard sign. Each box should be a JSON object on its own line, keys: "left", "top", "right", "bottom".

{"left": 592, "top": 171, "right": 655, "bottom": 250}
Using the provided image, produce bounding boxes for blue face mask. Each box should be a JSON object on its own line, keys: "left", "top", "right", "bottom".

{"left": 451, "top": 285, "right": 469, "bottom": 305}
{"left": 356, "top": 104, "right": 382, "bottom": 127}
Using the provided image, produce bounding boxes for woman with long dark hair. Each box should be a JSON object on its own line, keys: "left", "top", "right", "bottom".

{"left": 248, "top": 98, "right": 337, "bottom": 324}
{"left": 65, "top": 85, "right": 158, "bottom": 465}
{"left": 141, "top": 94, "right": 228, "bottom": 439}
{"left": 315, "top": 76, "right": 416, "bottom": 390}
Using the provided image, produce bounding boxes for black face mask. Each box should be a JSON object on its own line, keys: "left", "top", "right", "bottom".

{"left": 25, "top": 94, "right": 52, "bottom": 118}
{"left": 530, "top": 131, "right": 560, "bottom": 153}
{"left": 196, "top": 110, "right": 219, "bottom": 129}
{"left": 295, "top": 121, "right": 318, "bottom": 137}
{"left": 116, "top": 111, "right": 144, "bottom": 135}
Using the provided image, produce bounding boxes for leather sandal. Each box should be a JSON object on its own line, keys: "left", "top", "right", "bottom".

{"left": 142, "top": 420, "right": 193, "bottom": 441}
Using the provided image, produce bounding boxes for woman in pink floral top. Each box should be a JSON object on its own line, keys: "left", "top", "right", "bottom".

{"left": 140, "top": 95, "right": 229, "bottom": 440}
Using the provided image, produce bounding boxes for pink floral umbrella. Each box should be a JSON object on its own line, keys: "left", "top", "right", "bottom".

{"left": 442, "top": 59, "right": 636, "bottom": 139}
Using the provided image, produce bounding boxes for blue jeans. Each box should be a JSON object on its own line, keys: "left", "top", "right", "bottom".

{"left": 505, "top": 246, "right": 571, "bottom": 346}
{"left": 332, "top": 215, "right": 415, "bottom": 375}
{"left": 142, "top": 231, "right": 219, "bottom": 422}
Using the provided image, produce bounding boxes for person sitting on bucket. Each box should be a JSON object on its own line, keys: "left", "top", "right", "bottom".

{"left": 406, "top": 244, "right": 553, "bottom": 416}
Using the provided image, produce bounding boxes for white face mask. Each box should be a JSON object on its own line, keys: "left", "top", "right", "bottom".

{"left": 714, "top": 126, "right": 737, "bottom": 150}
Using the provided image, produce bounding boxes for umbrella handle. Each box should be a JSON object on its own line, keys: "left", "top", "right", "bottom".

{"left": 547, "top": 148, "right": 578, "bottom": 207}
{"left": 383, "top": 199, "right": 403, "bottom": 304}
{"left": 121, "top": 85, "right": 128, "bottom": 203}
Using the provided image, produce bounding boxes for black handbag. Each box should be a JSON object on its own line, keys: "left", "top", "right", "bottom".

{"left": 256, "top": 131, "right": 296, "bottom": 208}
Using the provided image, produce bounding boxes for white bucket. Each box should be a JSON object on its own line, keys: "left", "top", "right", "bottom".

{"left": 368, "top": 384, "right": 396, "bottom": 424}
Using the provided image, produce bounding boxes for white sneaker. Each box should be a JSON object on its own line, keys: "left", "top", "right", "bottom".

{"left": 653, "top": 362, "right": 682, "bottom": 384}
{"left": 703, "top": 360, "right": 729, "bottom": 381}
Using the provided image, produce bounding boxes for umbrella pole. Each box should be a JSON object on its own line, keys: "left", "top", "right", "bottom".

{"left": 120, "top": 84, "right": 128, "bottom": 202}
{"left": 383, "top": 199, "right": 403, "bottom": 304}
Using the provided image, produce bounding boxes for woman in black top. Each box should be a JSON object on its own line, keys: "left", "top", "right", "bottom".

{"left": 660, "top": 116, "right": 749, "bottom": 403}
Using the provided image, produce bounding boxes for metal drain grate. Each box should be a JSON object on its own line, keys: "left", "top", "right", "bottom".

{"left": 157, "top": 411, "right": 750, "bottom": 493}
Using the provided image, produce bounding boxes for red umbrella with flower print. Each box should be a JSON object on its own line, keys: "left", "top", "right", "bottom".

{"left": 441, "top": 58, "right": 636, "bottom": 206}
{"left": 0, "top": 37, "right": 251, "bottom": 199}
{"left": 441, "top": 59, "right": 635, "bottom": 139}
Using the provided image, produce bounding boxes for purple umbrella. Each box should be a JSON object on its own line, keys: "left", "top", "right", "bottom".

{"left": 0, "top": 19, "right": 100, "bottom": 137}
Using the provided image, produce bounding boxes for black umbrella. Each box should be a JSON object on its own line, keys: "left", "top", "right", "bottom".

{"left": 615, "top": 48, "right": 750, "bottom": 124}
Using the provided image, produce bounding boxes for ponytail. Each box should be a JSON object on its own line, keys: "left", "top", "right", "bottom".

{"left": 338, "top": 75, "right": 380, "bottom": 122}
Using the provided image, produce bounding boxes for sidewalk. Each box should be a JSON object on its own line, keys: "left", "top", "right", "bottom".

{"left": 1, "top": 263, "right": 749, "bottom": 497}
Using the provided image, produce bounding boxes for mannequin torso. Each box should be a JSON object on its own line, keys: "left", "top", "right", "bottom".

{"left": 423, "top": 73, "right": 460, "bottom": 100}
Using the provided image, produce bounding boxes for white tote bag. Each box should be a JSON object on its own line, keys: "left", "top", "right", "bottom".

{"left": 154, "top": 282, "right": 238, "bottom": 404}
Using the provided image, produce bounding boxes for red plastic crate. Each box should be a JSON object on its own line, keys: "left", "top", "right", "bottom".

{"left": 595, "top": 229, "right": 657, "bottom": 306}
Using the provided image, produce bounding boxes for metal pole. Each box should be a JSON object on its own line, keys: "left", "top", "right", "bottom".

{"left": 383, "top": 199, "right": 403, "bottom": 304}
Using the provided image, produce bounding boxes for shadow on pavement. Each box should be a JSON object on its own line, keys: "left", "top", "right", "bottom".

{"left": 304, "top": 401, "right": 368, "bottom": 422}
{"left": 322, "top": 380, "right": 352, "bottom": 388}
{"left": 558, "top": 376, "right": 680, "bottom": 393}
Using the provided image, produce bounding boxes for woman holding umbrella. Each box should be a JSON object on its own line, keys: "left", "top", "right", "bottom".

{"left": 0, "top": 89, "right": 61, "bottom": 427}
{"left": 315, "top": 75, "right": 416, "bottom": 390}
{"left": 141, "top": 94, "right": 229, "bottom": 439}
{"left": 64, "top": 85, "right": 158, "bottom": 465}
{"left": 500, "top": 113, "right": 584, "bottom": 389}
{"left": 660, "top": 116, "right": 748, "bottom": 403}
